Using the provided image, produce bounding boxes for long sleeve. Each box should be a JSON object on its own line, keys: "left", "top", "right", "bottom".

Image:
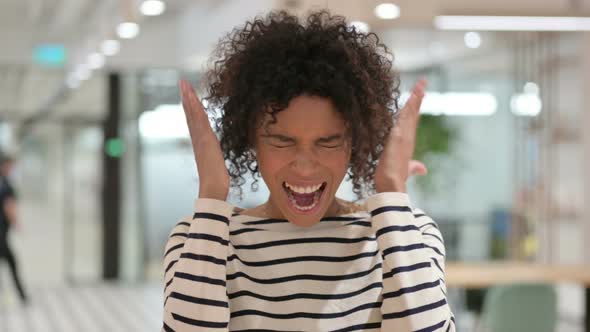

{"left": 162, "top": 198, "right": 233, "bottom": 332}
{"left": 367, "top": 192, "right": 455, "bottom": 331}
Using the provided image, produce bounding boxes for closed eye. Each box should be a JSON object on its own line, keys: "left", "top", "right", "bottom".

{"left": 319, "top": 144, "right": 342, "bottom": 148}
{"left": 270, "top": 144, "right": 294, "bottom": 148}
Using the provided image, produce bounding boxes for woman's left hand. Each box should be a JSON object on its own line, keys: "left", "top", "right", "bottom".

{"left": 374, "top": 79, "right": 427, "bottom": 193}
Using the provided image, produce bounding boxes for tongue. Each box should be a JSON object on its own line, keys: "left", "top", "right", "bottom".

{"left": 292, "top": 192, "right": 315, "bottom": 207}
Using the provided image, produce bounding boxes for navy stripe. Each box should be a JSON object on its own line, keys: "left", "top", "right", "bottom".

{"left": 382, "top": 280, "right": 440, "bottom": 299}
{"left": 230, "top": 228, "right": 265, "bottom": 236}
{"left": 169, "top": 292, "right": 228, "bottom": 308}
{"left": 431, "top": 257, "right": 444, "bottom": 274}
{"left": 423, "top": 232, "right": 444, "bottom": 244}
{"left": 383, "top": 261, "right": 431, "bottom": 279}
{"left": 176, "top": 221, "right": 190, "bottom": 228}
{"left": 242, "top": 218, "right": 289, "bottom": 226}
{"left": 447, "top": 316, "right": 455, "bottom": 332}
{"left": 415, "top": 319, "right": 447, "bottom": 332}
{"left": 164, "top": 243, "right": 184, "bottom": 257}
{"left": 232, "top": 330, "right": 300, "bottom": 332}
{"left": 165, "top": 260, "right": 178, "bottom": 273}
{"left": 331, "top": 322, "right": 382, "bottom": 332}
{"left": 193, "top": 212, "right": 229, "bottom": 225}
{"left": 345, "top": 221, "right": 372, "bottom": 227}
{"left": 180, "top": 253, "right": 226, "bottom": 266}
{"left": 321, "top": 216, "right": 364, "bottom": 222}
{"left": 162, "top": 322, "right": 175, "bottom": 332}
{"left": 228, "top": 282, "right": 382, "bottom": 302}
{"left": 419, "top": 222, "right": 439, "bottom": 229}
{"left": 383, "top": 243, "right": 427, "bottom": 257}
{"left": 227, "top": 262, "right": 382, "bottom": 284}
{"left": 170, "top": 232, "right": 187, "bottom": 238}
{"left": 414, "top": 213, "right": 426, "bottom": 218}
{"left": 383, "top": 298, "right": 447, "bottom": 320}
{"left": 232, "top": 330, "right": 301, "bottom": 332}
{"left": 240, "top": 216, "right": 362, "bottom": 225}
{"left": 165, "top": 278, "right": 173, "bottom": 289}
{"left": 174, "top": 272, "right": 226, "bottom": 287}
{"left": 187, "top": 233, "right": 228, "bottom": 246}
{"left": 439, "top": 279, "right": 447, "bottom": 296}
{"left": 425, "top": 244, "right": 445, "bottom": 257}
{"left": 231, "top": 301, "right": 381, "bottom": 319}
{"left": 232, "top": 236, "right": 376, "bottom": 250}
{"left": 371, "top": 206, "right": 412, "bottom": 217}
{"left": 228, "top": 250, "right": 378, "bottom": 267}
{"left": 376, "top": 224, "right": 420, "bottom": 237}
{"left": 171, "top": 313, "right": 228, "bottom": 328}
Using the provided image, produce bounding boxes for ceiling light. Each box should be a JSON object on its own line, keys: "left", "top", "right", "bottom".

{"left": 400, "top": 91, "right": 498, "bottom": 116}
{"left": 117, "top": 22, "right": 140, "bottom": 39}
{"left": 101, "top": 39, "right": 120, "bottom": 56}
{"left": 524, "top": 82, "right": 539, "bottom": 94}
{"left": 464, "top": 32, "right": 482, "bottom": 49}
{"left": 434, "top": 15, "right": 590, "bottom": 31}
{"left": 511, "top": 93, "right": 542, "bottom": 116}
{"left": 375, "top": 3, "right": 400, "bottom": 20}
{"left": 66, "top": 73, "right": 80, "bottom": 89}
{"left": 349, "top": 21, "right": 370, "bottom": 33}
{"left": 75, "top": 64, "right": 91, "bottom": 81}
{"left": 140, "top": 0, "right": 166, "bottom": 16}
{"left": 88, "top": 52, "right": 105, "bottom": 69}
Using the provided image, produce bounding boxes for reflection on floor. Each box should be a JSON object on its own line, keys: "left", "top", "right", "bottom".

{"left": 0, "top": 283, "right": 162, "bottom": 332}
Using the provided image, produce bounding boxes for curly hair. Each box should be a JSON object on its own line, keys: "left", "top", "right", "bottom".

{"left": 203, "top": 10, "right": 400, "bottom": 198}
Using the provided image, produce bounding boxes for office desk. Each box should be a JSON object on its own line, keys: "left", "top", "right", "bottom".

{"left": 446, "top": 262, "right": 590, "bottom": 331}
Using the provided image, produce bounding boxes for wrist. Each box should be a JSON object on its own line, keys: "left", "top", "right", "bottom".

{"left": 375, "top": 178, "right": 407, "bottom": 193}
{"left": 198, "top": 186, "right": 228, "bottom": 201}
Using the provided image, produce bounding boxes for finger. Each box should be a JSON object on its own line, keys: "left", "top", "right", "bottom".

{"left": 409, "top": 160, "right": 428, "bottom": 176}
{"left": 404, "top": 79, "right": 427, "bottom": 115}
{"left": 179, "top": 80, "right": 213, "bottom": 135}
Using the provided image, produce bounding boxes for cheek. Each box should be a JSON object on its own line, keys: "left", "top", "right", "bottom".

{"left": 319, "top": 148, "right": 351, "bottom": 177}
{"left": 256, "top": 149, "right": 291, "bottom": 181}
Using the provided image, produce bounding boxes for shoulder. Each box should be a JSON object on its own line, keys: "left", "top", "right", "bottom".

{"left": 167, "top": 216, "right": 192, "bottom": 237}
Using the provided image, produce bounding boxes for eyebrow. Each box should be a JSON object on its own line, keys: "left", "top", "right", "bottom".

{"left": 261, "top": 134, "right": 344, "bottom": 142}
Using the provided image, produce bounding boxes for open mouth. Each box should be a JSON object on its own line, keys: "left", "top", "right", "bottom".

{"left": 283, "top": 181, "right": 327, "bottom": 212}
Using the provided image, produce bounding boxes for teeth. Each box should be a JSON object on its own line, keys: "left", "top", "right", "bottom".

{"left": 287, "top": 188, "right": 322, "bottom": 211}
{"left": 285, "top": 182, "right": 323, "bottom": 194}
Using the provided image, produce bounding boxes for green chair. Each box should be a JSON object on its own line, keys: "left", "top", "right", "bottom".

{"left": 481, "top": 283, "right": 557, "bottom": 332}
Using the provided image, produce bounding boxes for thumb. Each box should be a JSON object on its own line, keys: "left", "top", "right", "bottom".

{"left": 409, "top": 160, "right": 428, "bottom": 177}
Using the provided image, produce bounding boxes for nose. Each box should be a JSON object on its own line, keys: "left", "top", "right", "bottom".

{"left": 290, "top": 148, "right": 319, "bottom": 177}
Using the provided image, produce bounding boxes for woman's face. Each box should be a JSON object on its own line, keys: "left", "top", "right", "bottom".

{"left": 254, "top": 95, "right": 351, "bottom": 227}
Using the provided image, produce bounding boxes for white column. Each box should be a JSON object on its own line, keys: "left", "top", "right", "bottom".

{"left": 583, "top": 33, "right": 590, "bottom": 265}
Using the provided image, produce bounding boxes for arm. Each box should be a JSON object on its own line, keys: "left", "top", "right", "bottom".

{"left": 367, "top": 192, "right": 455, "bottom": 331}
{"left": 3, "top": 197, "right": 18, "bottom": 227}
{"left": 162, "top": 198, "right": 233, "bottom": 332}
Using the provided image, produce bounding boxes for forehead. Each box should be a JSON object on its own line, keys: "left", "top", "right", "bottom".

{"left": 259, "top": 95, "right": 347, "bottom": 135}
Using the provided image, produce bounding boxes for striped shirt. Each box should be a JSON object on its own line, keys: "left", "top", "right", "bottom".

{"left": 162, "top": 192, "right": 455, "bottom": 331}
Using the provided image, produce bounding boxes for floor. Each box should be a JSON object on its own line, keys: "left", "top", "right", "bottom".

{"left": 0, "top": 283, "right": 163, "bottom": 332}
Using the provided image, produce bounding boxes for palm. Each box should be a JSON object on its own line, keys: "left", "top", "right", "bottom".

{"left": 180, "top": 80, "right": 230, "bottom": 200}
{"left": 374, "top": 79, "right": 427, "bottom": 193}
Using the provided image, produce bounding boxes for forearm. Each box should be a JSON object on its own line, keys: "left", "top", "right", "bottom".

{"left": 367, "top": 192, "right": 455, "bottom": 331}
{"left": 4, "top": 198, "right": 17, "bottom": 226}
{"left": 163, "top": 198, "right": 233, "bottom": 331}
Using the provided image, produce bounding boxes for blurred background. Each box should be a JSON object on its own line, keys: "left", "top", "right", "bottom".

{"left": 0, "top": 0, "right": 589, "bottom": 331}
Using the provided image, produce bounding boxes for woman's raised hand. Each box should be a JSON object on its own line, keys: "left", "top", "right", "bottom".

{"left": 374, "top": 79, "right": 427, "bottom": 193}
{"left": 180, "top": 80, "right": 230, "bottom": 201}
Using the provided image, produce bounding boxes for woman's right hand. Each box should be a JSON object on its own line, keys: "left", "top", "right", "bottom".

{"left": 180, "top": 80, "right": 230, "bottom": 201}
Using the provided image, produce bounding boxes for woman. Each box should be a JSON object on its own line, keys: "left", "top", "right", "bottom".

{"left": 163, "top": 10, "right": 455, "bottom": 331}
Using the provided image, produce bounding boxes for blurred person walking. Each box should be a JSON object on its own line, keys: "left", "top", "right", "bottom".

{"left": 0, "top": 153, "right": 28, "bottom": 304}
